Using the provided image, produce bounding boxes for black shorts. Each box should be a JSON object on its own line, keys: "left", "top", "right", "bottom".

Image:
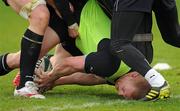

{"left": 48, "top": 4, "right": 69, "bottom": 43}
{"left": 85, "top": 38, "right": 153, "bottom": 77}
{"left": 85, "top": 38, "right": 120, "bottom": 77}
{"left": 47, "top": 5, "right": 83, "bottom": 56}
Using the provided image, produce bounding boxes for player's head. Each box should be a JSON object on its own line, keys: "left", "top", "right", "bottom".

{"left": 115, "top": 71, "right": 151, "bottom": 100}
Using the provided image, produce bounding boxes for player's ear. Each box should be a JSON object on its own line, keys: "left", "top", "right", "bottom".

{"left": 129, "top": 72, "right": 139, "bottom": 78}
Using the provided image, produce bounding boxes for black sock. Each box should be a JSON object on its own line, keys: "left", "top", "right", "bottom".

{"left": 17, "top": 29, "right": 43, "bottom": 89}
{"left": 0, "top": 53, "right": 13, "bottom": 76}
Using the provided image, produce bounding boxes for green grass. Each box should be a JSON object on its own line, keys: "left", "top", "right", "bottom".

{"left": 0, "top": 1, "right": 180, "bottom": 111}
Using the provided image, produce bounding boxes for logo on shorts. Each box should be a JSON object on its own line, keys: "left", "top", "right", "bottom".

{"left": 90, "top": 66, "right": 94, "bottom": 73}
{"left": 116, "top": 50, "right": 124, "bottom": 53}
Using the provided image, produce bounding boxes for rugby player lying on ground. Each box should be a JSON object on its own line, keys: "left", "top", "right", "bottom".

{"left": 33, "top": 0, "right": 155, "bottom": 100}
{"left": 28, "top": 43, "right": 150, "bottom": 100}
{"left": 14, "top": 43, "right": 151, "bottom": 100}
{"left": 49, "top": 0, "right": 170, "bottom": 101}
{"left": 1, "top": 0, "right": 163, "bottom": 100}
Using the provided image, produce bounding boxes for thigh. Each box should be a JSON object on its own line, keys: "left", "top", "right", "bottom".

{"left": 111, "top": 12, "right": 144, "bottom": 41}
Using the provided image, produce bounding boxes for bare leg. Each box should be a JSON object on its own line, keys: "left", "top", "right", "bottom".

{"left": 6, "top": 27, "right": 60, "bottom": 70}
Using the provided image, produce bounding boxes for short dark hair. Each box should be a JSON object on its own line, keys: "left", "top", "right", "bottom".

{"left": 131, "top": 75, "right": 151, "bottom": 100}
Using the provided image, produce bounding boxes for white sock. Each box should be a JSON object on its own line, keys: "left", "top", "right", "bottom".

{"left": 145, "top": 69, "right": 165, "bottom": 87}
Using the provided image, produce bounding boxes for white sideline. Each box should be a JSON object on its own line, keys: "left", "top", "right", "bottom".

{"left": 33, "top": 100, "right": 129, "bottom": 111}
{"left": 14, "top": 96, "right": 180, "bottom": 111}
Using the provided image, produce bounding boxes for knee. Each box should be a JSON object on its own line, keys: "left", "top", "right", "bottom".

{"left": 7, "top": 52, "right": 20, "bottom": 68}
{"left": 110, "top": 39, "right": 130, "bottom": 54}
{"left": 30, "top": 5, "right": 50, "bottom": 27}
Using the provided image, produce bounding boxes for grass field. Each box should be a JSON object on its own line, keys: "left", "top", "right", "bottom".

{"left": 0, "top": 1, "right": 180, "bottom": 111}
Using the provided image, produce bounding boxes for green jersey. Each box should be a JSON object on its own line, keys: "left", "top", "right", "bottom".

{"left": 76, "top": 0, "right": 130, "bottom": 84}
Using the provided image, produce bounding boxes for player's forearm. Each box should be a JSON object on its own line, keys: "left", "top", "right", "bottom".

{"left": 45, "top": 56, "right": 85, "bottom": 86}
{"left": 53, "top": 72, "right": 107, "bottom": 86}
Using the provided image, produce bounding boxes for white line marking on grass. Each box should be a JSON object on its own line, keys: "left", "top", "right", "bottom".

{"left": 33, "top": 100, "right": 130, "bottom": 111}
{"left": 33, "top": 102, "right": 100, "bottom": 111}
{"left": 60, "top": 102, "right": 100, "bottom": 110}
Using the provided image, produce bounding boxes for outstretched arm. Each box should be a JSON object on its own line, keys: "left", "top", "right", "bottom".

{"left": 54, "top": 72, "right": 106, "bottom": 86}
{"left": 37, "top": 71, "right": 106, "bottom": 93}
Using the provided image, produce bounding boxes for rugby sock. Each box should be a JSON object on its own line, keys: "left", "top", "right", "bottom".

{"left": 0, "top": 53, "right": 13, "bottom": 76}
{"left": 110, "top": 11, "right": 166, "bottom": 88}
{"left": 145, "top": 68, "right": 165, "bottom": 87}
{"left": 17, "top": 29, "right": 43, "bottom": 89}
